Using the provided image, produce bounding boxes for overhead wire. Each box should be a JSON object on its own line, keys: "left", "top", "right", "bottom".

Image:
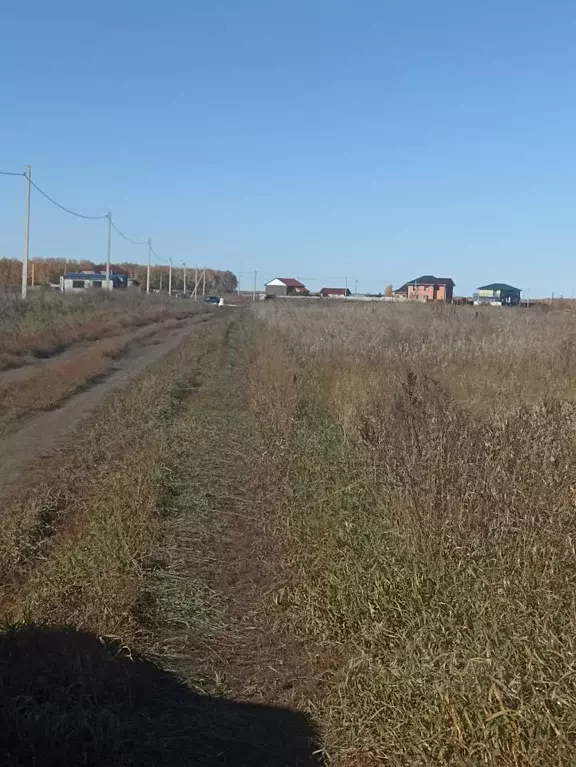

{"left": 0, "top": 169, "right": 24, "bottom": 176}
{"left": 28, "top": 179, "right": 108, "bottom": 220}
{"left": 150, "top": 244, "right": 169, "bottom": 264}
{"left": 110, "top": 219, "right": 149, "bottom": 246}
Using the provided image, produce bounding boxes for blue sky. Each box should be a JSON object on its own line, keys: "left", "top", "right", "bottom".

{"left": 1, "top": 0, "right": 576, "bottom": 296}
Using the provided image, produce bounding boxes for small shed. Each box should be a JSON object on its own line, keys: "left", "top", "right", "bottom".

{"left": 265, "top": 278, "right": 306, "bottom": 297}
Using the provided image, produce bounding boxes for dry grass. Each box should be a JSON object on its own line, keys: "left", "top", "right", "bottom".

{"left": 5, "top": 300, "right": 576, "bottom": 764}
{"left": 0, "top": 290, "right": 207, "bottom": 370}
{"left": 248, "top": 300, "right": 576, "bottom": 765}
{"left": 0, "top": 313, "right": 327, "bottom": 765}
{"left": 0, "top": 321, "right": 220, "bottom": 637}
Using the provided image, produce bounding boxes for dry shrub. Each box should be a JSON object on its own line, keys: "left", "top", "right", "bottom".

{"left": 248, "top": 300, "right": 576, "bottom": 765}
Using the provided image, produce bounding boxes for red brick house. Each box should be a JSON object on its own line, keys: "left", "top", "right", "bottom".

{"left": 394, "top": 275, "right": 455, "bottom": 302}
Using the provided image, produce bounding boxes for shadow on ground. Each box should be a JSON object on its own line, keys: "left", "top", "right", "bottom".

{"left": 0, "top": 625, "right": 323, "bottom": 766}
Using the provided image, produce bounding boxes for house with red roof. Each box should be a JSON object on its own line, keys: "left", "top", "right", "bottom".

{"left": 320, "top": 287, "right": 351, "bottom": 298}
{"left": 265, "top": 277, "right": 307, "bottom": 297}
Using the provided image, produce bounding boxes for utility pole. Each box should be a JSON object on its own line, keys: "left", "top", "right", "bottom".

{"left": 253, "top": 270, "right": 257, "bottom": 300}
{"left": 147, "top": 239, "right": 152, "bottom": 294}
{"left": 202, "top": 267, "right": 206, "bottom": 296}
{"left": 345, "top": 275, "right": 348, "bottom": 299}
{"left": 354, "top": 279, "right": 358, "bottom": 296}
{"left": 160, "top": 270, "right": 163, "bottom": 292}
{"left": 194, "top": 265, "right": 198, "bottom": 300}
{"left": 21, "top": 165, "right": 31, "bottom": 299}
{"left": 106, "top": 212, "right": 112, "bottom": 290}
{"left": 31, "top": 261, "right": 35, "bottom": 288}
{"left": 182, "top": 263, "right": 187, "bottom": 295}
{"left": 168, "top": 258, "right": 173, "bottom": 296}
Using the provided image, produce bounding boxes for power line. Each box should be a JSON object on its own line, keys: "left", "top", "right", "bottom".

{"left": 29, "top": 178, "right": 108, "bottom": 220}
{"left": 0, "top": 169, "right": 24, "bottom": 177}
{"left": 150, "top": 244, "right": 169, "bottom": 264}
{"left": 110, "top": 219, "right": 149, "bottom": 246}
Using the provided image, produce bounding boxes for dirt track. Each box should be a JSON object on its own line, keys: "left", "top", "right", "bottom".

{"left": 0, "top": 316, "right": 209, "bottom": 499}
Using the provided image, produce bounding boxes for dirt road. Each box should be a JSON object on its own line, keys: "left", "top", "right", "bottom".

{"left": 0, "top": 316, "right": 209, "bottom": 499}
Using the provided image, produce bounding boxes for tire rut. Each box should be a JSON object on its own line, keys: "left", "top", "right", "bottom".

{"left": 0, "top": 317, "right": 210, "bottom": 500}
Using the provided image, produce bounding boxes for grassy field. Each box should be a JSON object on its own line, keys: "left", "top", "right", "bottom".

{"left": 248, "top": 300, "right": 576, "bottom": 765}
{"left": 3, "top": 301, "right": 576, "bottom": 764}
{"left": 0, "top": 290, "right": 207, "bottom": 370}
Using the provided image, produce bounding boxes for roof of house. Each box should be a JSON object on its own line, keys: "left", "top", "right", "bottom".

{"left": 93, "top": 265, "right": 130, "bottom": 275}
{"left": 320, "top": 287, "right": 351, "bottom": 295}
{"left": 64, "top": 272, "right": 122, "bottom": 280}
{"left": 394, "top": 275, "right": 455, "bottom": 293}
{"left": 477, "top": 283, "right": 521, "bottom": 292}
{"left": 266, "top": 278, "right": 306, "bottom": 288}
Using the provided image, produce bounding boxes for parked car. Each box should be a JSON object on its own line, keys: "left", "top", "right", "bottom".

{"left": 204, "top": 296, "right": 224, "bottom": 306}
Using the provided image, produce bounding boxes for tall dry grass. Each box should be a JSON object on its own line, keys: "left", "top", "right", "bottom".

{"left": 248, "top": 300, "right": 576, "bottom": 765}
{"left": 0, "top": 290, "right": 207, "bottom": 370}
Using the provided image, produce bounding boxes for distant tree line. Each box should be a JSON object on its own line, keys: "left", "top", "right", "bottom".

{"left": 0, "top": 258, "right": 238, "bottom": 294}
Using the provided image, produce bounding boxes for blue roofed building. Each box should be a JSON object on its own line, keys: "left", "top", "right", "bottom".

{"left": 60, "top": 271, "right": 129, "bottom": 292}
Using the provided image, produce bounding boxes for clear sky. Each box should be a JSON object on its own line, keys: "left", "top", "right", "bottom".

{"left": 1, "top": 0, "right": 576, "bottom": 296}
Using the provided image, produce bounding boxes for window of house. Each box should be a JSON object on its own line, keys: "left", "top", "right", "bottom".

{"left": 72, "top": 280, "right": 85, "bottom": 288}
{"left": 92, "top": 281, "right": 102, "bottom": 288}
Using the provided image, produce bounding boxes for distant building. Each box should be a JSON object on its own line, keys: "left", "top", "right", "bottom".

{"left": 265, "top": 278, "right": 307, "bottom": 297}
{"left": 320, "top": 287, "right": 351, "bottom": 298}
{"left": 474, "top": 283, "right": 521, "bottom": 306}
{"left": 394, "top": 275, "right": 455, "bottom": 302}
{"left": 60, "top": 271, "right": 128, "bottom": 292}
